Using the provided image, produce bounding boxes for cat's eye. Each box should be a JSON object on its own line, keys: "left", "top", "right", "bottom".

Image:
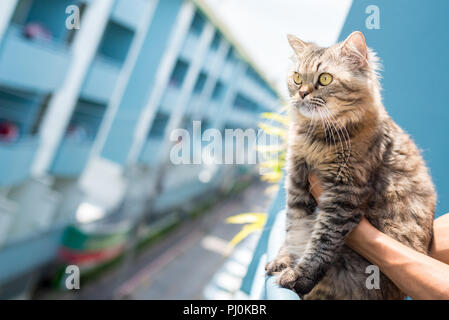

{"left": 293, "top": 72, "right": 302, "bottom": 85}
{"left": 318, "top": 73, "right": 333, "bottom": 86}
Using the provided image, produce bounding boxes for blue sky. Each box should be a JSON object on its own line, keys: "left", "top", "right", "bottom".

{"left": 205, "top": 0, "right": 352, "bottom": 95}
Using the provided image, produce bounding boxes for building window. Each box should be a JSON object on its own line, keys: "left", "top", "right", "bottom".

{"left": 65, "top": 2, "right": 87, "bottom": 45}
{"left": 210, "top": 30, "right": 221, "bottom": 51}
{"left": 233, "top": 93, "right": 259, "bottom": 113}
{"left": 0, "top": 87, "right": 41, "bottom": 142}
{"left": 148, "top": 112, "right": 169, "bottom": 138}
{"left": 11, "top": 0, "right": 33, "bottom": 25}
{"left": 193, "top": 72, "right": 207, "bottom": 95}
{"left": 31, "top": 94, "right": 51, "bottom": 135}
{"left": 11, "top": 0, "right": 80, "bottom": 45}
{"left": 226, "top": 47, "right": 234, "bottom": 61}
{"left": 245, "top": 66, "right": 278, "bottom": 99}
{"left": 226, "top": 47, "right": 239, "bottom": 63}
{"left": 97, "top": 21, "right": 135, "bottom": 65}
{"left": 201, "top": 119, "right": 211, "bottom": 133}
{"left": 246, "top": 66, "right": 266, "bottom": 88}
{"left": 65, "top": 99, "right": 107, "bottom": 142}
{"left": 169, "top": 59, "right": 189, "bottom": 88}
{"left": 189, "top": 10, "right": 205, "bottom": 36}
{"left": 211, "top": 81, "right": 226, "bottom": 101}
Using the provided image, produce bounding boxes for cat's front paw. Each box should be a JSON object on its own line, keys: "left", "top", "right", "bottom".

{"left": 292, "top": 274, "right": 315, "bottom": 296}
{"left": 277, "top": 267, "right": 315, "bottom": 295}
{"left": 265, "top": 257, "right": 290, "bottom": 275}
{"left": 276, "top": 267, "right": 300, "bottom": 290}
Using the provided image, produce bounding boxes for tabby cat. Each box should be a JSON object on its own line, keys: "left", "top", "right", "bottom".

{"left": 265, "top": 31, "right": 436, "bottom": 299}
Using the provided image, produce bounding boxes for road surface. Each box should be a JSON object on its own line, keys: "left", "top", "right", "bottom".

{"left": 62, "top": 181, "right": 273, "bottom": 300}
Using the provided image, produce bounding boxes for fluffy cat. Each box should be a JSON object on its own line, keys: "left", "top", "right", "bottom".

{"left": 265, "top": 31, "right": 436, "bottom": 299}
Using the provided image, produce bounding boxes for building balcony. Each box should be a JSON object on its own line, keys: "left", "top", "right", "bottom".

{"left": 180, "top": 32, "right": 200, "bottom": 61}
{"left": 239, "top": 75, "right": 277, "bottom": 110}
{"left": 0, "top": 25, "right": 70, "bottom": 93}
{"left": 50, "top": 139, "right": 93, "bottom": 178}
{"left": 203, "top": 50, "right": 219, "bottom": 74}
{"left": 153, "top": 165, "right": 210, "bottom": 212}
{"left": 81, "top": 57, "right": 121, "bottom": 103}
{"left": 139, "top": 137, "right": 163, "bottom": 166}
{"left": 0, "top": 226, "right": 64, "bottom": 292}
{"left": 0, "top": 197, "right": 18, "bottom": 248}
{"left": 111, "top": 0, "right": 149, "bottom": 30}
{"left": 221, "top": 61, "right": 236, "bottom": 82}
{"left": 160, "top": 85, "right": 181, "bottom": 112}
{"left": 0, "top": 138, "right": 38, "bottom": 187}
{"left": 226, "top": 109, "right": 257, "bottom": 129}
{"left": 186, "top": 93, "right": 204, "bottom": 115}
{"left": 153, "top": 178, "right": 210, "bottom": 213}
{"left": 203, "top": 100, "right": 221, "bottom": 120}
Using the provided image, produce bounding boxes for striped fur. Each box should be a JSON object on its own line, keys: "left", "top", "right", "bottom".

{"left": 266, "top": 32, "right": 436, "bottom": 299}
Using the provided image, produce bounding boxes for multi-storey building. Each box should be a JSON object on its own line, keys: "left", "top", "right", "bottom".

{"left": 0, "top": 0, "right": 279, "bottom": 298}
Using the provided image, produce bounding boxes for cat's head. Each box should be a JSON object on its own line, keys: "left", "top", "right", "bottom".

{"left": 287, "top": 31, "right": 382, "bottom": 128}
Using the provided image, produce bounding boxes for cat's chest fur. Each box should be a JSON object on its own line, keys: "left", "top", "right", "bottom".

{"left": 288, "top": 128, "right": 343, "bottom": 175}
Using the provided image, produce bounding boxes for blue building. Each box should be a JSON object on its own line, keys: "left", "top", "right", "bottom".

{"left": 0, "top": 0, "right": 279, "bottom": 298}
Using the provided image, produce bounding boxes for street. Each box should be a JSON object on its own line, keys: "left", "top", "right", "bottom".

{"left": 69, "top": 181, "right": 273, "bottom": 299}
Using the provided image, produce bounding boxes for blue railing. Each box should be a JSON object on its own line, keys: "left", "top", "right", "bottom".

{"left": 0, "top": 25, "right": 70, "bottom": 93}
{"left": 240, "top": 177, "right": 300, "bottom": 299}
{"left": 0, "top": 226, "right": 64, "bottom": 286}
{"left": 0, "top": 138, "right": 39, "bottom": 187}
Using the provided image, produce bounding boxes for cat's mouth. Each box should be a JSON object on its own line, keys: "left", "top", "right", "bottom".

{"left": 297, "top": 97, "right": 327, "bottom": 119}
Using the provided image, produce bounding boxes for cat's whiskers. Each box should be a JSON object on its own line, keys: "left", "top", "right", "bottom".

{"left": 323, "top": 106, "right": 352, "bottom": 164}
{"left": 310, "top": 99, "right": 352, "bottom": 179}
{"left": 304, "top": 108, "right": 317, "bottom": 143}
{"left": 310, "top": 98, "right": 350, "bottom": 154}
{"left": 324, "top": 108, "right": 348, "bottom": 154}
{"left": 316, "top": 107, "right": 329, "bottom": 146}
{"left": 322, "top": 106, "right": 352, "bottom": 178}
{"left": 317, "top": 107, "right": 337, "bottom": 156}
{"left": 323, "top": 110, "right": 341, "bottom": 161}
{"left": 311, "top": 100, "right": 345, "bottom": 157}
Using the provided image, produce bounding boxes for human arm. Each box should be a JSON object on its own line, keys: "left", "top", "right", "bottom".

{"left": 308, "top": 173, "right": 449, "bottom": 300}
{"left": 346, "top": 216, "right": 449, "bottom": 299}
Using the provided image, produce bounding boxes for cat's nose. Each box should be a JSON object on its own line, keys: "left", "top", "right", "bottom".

{"left": 299, "top": 85, "right": 313, "bottom": 99}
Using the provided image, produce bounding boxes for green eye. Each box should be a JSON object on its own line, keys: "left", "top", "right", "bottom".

{"left": 318, "top": 73, "right": 333, "bottom": 86}
{"left": 293, "top": 72, "right": 302, "bottom": 85}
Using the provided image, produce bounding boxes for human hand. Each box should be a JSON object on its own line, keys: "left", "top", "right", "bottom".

{"left": 308, "top": 172, "right": 323, "bottom": 204}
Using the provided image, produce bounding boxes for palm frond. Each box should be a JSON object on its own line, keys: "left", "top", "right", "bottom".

{"left": 260, "top": 112, "right": 290, "bottom": 127}
{"left": 226, "top": 213, "right": 267, "bottom": 251}
{"left": 227, "top": 109, "right": 290, "bottom": 251}
{"left": 258, "top": 122, "right": 288, "bottom": 139}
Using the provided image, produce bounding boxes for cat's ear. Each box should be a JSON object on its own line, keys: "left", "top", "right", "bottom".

{"left": 287, "top": 34, "right": 307, "bottom": 55}
{"left": 340, "top": 31, "right": 368, "bottom": 65}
